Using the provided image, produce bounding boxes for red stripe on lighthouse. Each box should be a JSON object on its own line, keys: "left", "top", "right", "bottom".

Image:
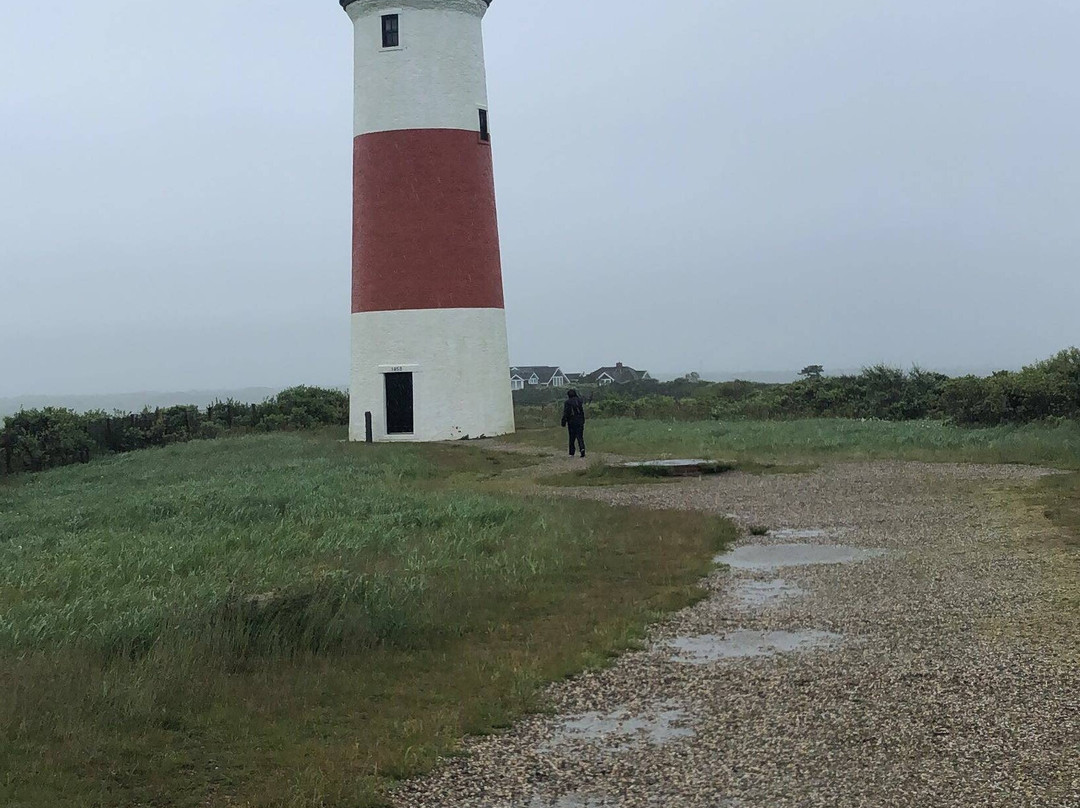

{"left": 352, "top": 128, "right": 505, "bottom": 314}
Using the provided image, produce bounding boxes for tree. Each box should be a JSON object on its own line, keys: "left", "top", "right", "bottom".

{"left": 799, "top": 365, "right": 824, "bottom": 381}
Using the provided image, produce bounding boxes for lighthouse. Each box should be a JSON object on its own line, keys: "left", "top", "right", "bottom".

{"left": 340, "top": 0, "right": 515, "bottom": 442}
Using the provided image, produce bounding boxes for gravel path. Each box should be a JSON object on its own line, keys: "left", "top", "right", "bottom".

{"left": 395, "top": 453, "right": 1080, "bottom": 807}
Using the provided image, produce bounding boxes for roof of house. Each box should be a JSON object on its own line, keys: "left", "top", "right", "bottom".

{"left": 510, "top": 366, "right": 564, "bottom": 383}
{"left": 583, "top": 363, "right": 650, "bottom": 384}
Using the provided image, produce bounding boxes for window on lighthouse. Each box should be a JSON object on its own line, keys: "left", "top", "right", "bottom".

{"left": 381, "top": 14, "right": 399, "bottom": 48}
{"left": 479, "top": 108, "right": 490, "bottom": 142}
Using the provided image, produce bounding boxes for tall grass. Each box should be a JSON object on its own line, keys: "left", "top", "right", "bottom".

{"left": 511, "top": 418, "right": 1080, "bottom": 468}
{"left": 0, "top": 434, "right": 555, "bottom": 656}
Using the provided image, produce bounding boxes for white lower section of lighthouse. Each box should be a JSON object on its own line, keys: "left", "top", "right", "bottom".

{"left": 349, "top": 308, "right": 515, "bottom": 442}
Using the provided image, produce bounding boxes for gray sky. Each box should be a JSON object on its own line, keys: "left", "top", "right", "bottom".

{"left": 2, "top": 0, "right": 1078, "bottom": 396}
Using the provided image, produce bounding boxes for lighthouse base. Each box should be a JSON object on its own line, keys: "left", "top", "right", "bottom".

{"left": 349, "top": 307, "right": 516, "bottom": 443}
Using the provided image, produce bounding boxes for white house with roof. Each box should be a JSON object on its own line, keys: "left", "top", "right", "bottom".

{"left": 509, "top": 366, "right": 569, "bottom": 391}
{"left": 583, "top": 362, "right": 651, "bottom": 386}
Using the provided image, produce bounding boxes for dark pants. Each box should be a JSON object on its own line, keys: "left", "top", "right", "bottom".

{"left": 567, "top": 422, "right": 586, "bottom": 456}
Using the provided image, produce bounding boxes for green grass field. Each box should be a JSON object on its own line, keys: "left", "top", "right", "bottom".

{"left": 0, "top": 432, "right": 734, "bottom": 808}
{"left": 512, "top": 417, "right": 1080, "bottom": 468}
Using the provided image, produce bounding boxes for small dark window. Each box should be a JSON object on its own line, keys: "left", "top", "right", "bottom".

{"left": 381, "top": 14, "right": 399, "bottom": 48}
{"left": 479, "top": 108, "right": 490, "bottom": 142}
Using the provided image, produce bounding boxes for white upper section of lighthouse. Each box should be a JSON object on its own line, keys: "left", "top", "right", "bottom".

{"left": 348, "top": 0, "right": 491, "bottom": 137}
{"left": 343, "top": 0, "right": 491, "bottom": 14}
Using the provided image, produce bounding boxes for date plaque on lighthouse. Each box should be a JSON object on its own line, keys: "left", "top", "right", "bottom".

{"left": 339, "top": 0, "right": 515, "bottom": 442}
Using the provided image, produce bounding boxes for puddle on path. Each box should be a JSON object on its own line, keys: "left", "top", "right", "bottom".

{"left": 731, "top": 578, "right": 806, "bottom": 607}
{"left": 619, "top": 459, "right": 730, "bottom": 477}
{"left": 717, "top": 543, "right": 886, "bottom": 570}
{"left": 770, "top": 528, "right": 832, "bottom": 540}
{"left": 545, "top": 702, "right": 695, "bottom": 750}
{"left": 667, "top": 630, "right": 843, "bottom": 664}
{"left": 523, "top": 796, "right": 613, "bottom": 808}
{"left": 522, "top": 793, "right": 688, "bottom": 808}
{"left": 622, "top": 458, "right": 713, "bottom": 467}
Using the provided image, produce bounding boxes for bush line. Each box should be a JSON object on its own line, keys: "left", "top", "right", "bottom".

{"left": 0, "top": 386, "right": 347, "bottom": 476}
{"left": 517, "top": 347, "right": 1080, "bottom": 428}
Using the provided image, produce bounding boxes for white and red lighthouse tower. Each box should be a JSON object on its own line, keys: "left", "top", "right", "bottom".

{"left": 340, "top": 0, "right": 515, "bottom": 442}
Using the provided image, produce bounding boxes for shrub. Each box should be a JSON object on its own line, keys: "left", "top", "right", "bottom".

{"left": 631, "top": 395, "right": 678, "bottom": 419}
{"left": 2, "top": 408, "right": 95, "bottom": 473}
{"left": 592, "top": 398, "right": 633, "bottom": 418}
{"left": 0, "top": 387, "right": 348, "bottom": 479}
{"left": 263, "top": 386, "right": 349, "bottom": 430}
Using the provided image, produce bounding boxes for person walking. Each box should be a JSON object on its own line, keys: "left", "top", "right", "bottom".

{"left": 561, "top": 389, "right": 586, "bottom": 458}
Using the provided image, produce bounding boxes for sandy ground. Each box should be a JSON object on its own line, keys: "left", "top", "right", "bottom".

{"left": 393, "top": 449, "right": 1079, "bottom": 807}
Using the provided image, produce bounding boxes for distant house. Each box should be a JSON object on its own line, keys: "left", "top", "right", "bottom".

{"left": 564, "top": 372, "right": 583, "bottom": 386}
{"left": 583, "top": 362, "right": 651, "bottom": 386}
{"left": 510, "top": 366, "right": 569, "bottom": 391}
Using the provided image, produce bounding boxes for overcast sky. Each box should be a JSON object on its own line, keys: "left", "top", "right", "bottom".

{"left": 2, "top": 0, "right": 1079, "bottom": 395}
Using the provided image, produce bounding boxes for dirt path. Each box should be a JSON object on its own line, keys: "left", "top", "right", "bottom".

{"left": 395, "top": 452, "right": 1080, "bottom": 807}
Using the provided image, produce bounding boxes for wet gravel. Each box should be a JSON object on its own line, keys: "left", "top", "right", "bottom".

{"left": 394, "top": 457, "right": 1080, "bottom": 807}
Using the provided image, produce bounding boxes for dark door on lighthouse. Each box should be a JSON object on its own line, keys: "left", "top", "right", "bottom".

{"left": 385, "top": 373, "right": 414, "bottom": 435}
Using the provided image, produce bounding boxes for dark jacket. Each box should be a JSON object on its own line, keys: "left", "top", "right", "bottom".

{"left": 561, "top": 396, "right": 585, "bottom": 427}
